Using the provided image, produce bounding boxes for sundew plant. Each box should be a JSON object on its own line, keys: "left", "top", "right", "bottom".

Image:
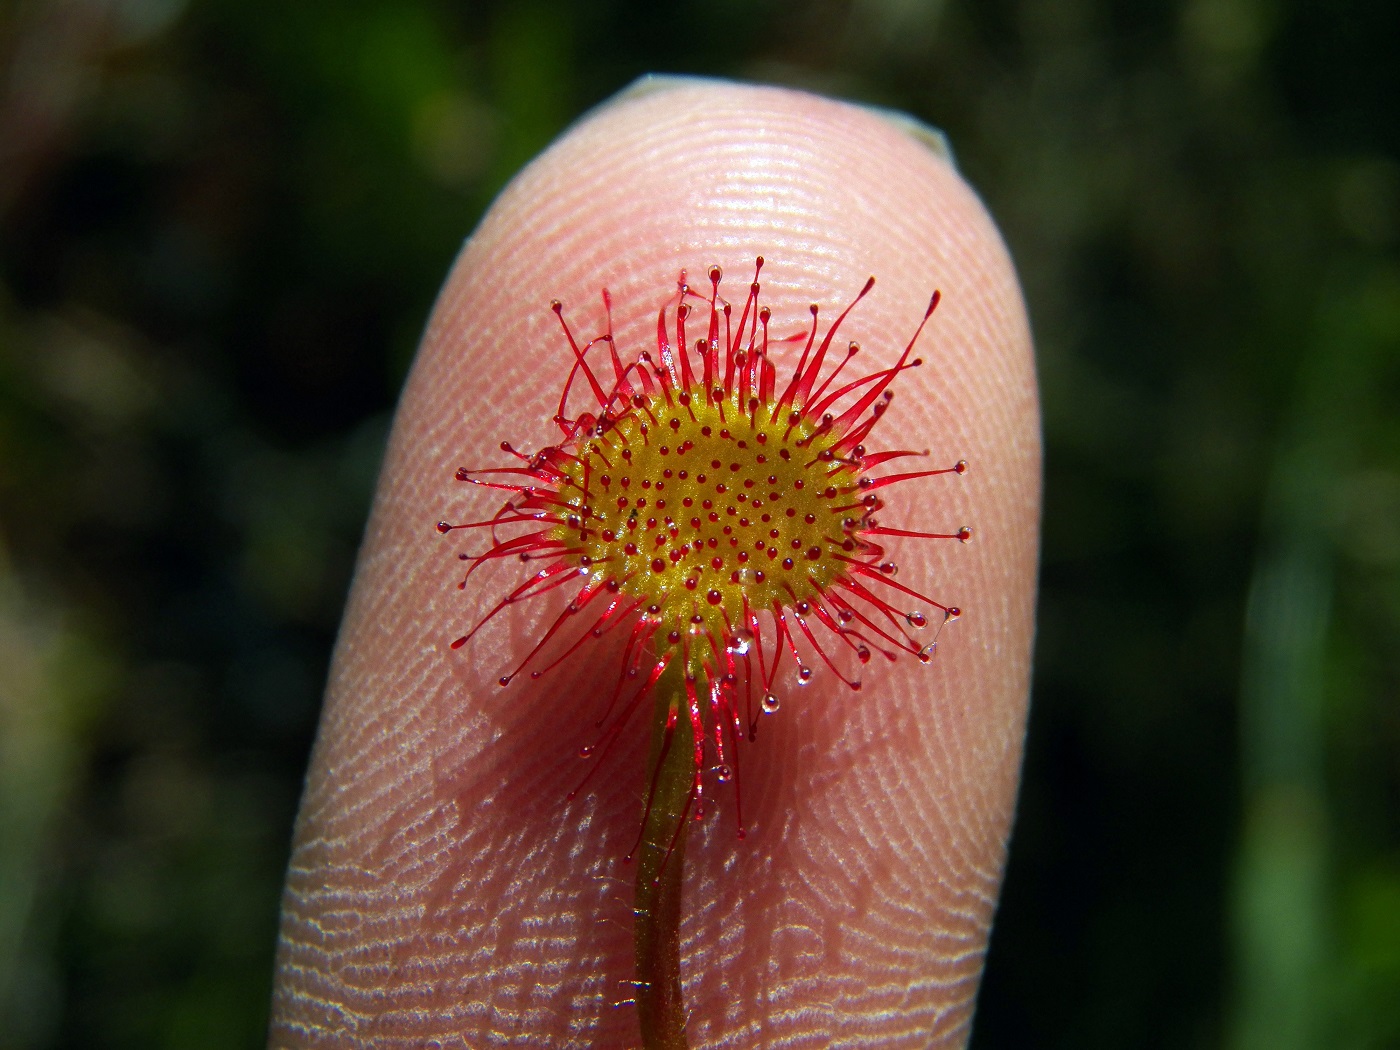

{"left": 439, "top": 259, "right": 968, "bottom": 1048}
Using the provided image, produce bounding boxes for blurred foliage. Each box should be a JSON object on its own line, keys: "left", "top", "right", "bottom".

{"left": 0, "top": 0, "right": 1396, "bottom": 1047}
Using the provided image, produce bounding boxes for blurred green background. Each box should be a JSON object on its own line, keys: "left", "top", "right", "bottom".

{"left": 1, "top": 0, "right": 1396, "bottom": 1046}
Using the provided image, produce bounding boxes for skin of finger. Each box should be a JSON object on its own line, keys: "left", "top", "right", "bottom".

{"left": 269, "top": 82, "right": 1039, "bottom": 1049}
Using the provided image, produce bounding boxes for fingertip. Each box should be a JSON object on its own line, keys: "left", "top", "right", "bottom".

{"left": 273, "top": 79, "right": 1038, "bottom": 1048}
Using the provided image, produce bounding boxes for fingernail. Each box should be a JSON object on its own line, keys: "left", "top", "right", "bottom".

{"left": 574, "top": 74, "right": 728, "bottom": 126}
{"left": 608, "top": 73, "right": 727, "bottom": 104}
{"left": 591, "top": 75, "right": 957, "bottom": 169}
{"left": 852, "top": 103, "right": 957, "bottom": 168}
{"left": 562, "top": 74, "right": 724, "bottom": 136}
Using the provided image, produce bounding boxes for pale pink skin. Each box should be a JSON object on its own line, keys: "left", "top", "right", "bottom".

{"left": 269, "top": 81, "right": 1041, "bottom": 1049}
